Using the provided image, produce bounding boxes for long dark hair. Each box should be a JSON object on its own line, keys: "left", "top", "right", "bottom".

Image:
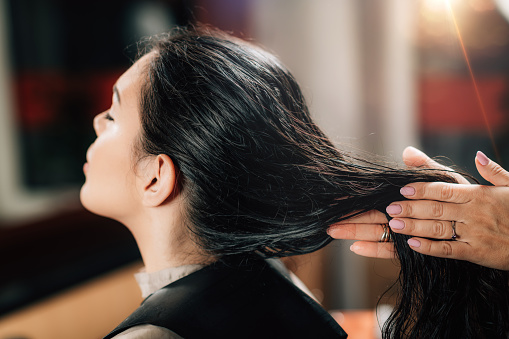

{"left": 135, "top": 27, "right": 509, "bottom": 338}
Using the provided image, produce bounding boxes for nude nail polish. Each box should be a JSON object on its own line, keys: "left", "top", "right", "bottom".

{"left": 389, "top": 219, "right": 404, "bottom": 230}
{"left": 407, "top": 239, "right": 421, "bottom": 248}
{"left": 476, "top": 151, "right": 489, "bottom": 166}
{"left": 400, "top": 186, "right": 415, "bottom": 196}
{"left": 386, "top": 204, "right": 402, "bottom": 215}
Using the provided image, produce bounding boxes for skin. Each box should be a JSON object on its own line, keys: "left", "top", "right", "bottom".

{"left": 328, "top": 146, "right": 509, "bottom": 270}
{"left": 80, "top": 54, "right": 509, "bottom": 271}
{"left": 80, "top": 53, "right": 208, "bottom": 273}
{"left": 389, "top": 151, "right": 509, "bottom": 270}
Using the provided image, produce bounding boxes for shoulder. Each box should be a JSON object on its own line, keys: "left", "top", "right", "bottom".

{"left": 107, "top": 257, "right": 346, "bottom": 338}
{"left": 110, "top": 324, "right": 183, "bottom": 339}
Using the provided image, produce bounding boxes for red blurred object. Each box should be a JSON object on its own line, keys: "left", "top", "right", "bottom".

{"left": 15, "top": 72, "right": 66, "bottom": 130}
{"left": 419, "top": 75, "right": 508, "bottom": 132}
{"left": 14, "top": 71, "right": 123, "bottom": 131}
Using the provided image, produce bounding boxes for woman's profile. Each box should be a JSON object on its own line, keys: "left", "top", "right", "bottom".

{"left": 80, "top": 26, "right": 509, "bottom": 338}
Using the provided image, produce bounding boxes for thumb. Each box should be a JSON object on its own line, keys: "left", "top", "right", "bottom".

{"left": 402, "top": 146, "right": 432, "bottom": 168}
{"left": 402, "top": 146, "right": 469, "bottom": 184}
{"left": 475, "top": 151, "right": 509, "bottom": 186}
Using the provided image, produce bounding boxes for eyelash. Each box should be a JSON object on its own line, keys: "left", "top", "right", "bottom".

{"left": 104, "top": 112, "right": 114, "bottom": 121}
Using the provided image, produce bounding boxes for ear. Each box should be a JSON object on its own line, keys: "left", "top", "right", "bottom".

{"left": 140, "top": 154, "right": 177, "bottom": 207}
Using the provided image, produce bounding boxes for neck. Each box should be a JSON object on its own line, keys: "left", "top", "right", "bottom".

{"left": 123, "top": 201, "right": 212, "bottom": 273}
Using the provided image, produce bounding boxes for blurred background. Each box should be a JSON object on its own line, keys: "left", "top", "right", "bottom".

{"left": 1, "top": 0, "right": 509, "bottom": 337}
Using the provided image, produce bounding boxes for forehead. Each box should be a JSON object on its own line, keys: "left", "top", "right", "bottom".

{"left": 115, "top": 53, "right": 153, "bottom": 93}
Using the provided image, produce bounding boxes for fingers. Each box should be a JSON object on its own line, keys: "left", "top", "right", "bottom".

{"left": 389, "top": 218, "right": 464, "bottom": 240}
{"left": 328, "top": 211, "right": 392, "bottom": 258}
{"left": 398, "top": 182, "right": 472, "bottom": 204}
{"left": 386, "top": 200, "right": 460, "bottom": 221}
{"left": 328, "top": 210, "right": 388, "bottom": 240}
{"left": 349, "top": 241, "right": 395, "bottom": 259}
{"left": 402, "top": 146, "right": 434, "bottom": 168}
{"left": 402, "top": 146, "right": 470, "bottom": 184}
{"left": 406, "top": 237, "right": 472, "bottom": 261}
{"left": 475, "top": 151, "right": 509, "bottom": 187}
{"left": 335, "top": 209, "right": 388, "bottom": 225}
{"left": 328, "top": 223, "right": 385, "bottom": 242}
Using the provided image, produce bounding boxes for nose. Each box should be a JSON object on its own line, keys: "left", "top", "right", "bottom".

{"left": 93, "top": 111, "right": 107, "bottom": 136}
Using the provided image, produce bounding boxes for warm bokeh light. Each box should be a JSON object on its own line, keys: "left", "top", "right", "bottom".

{"left": 417, "top": 0, "right": 509, "bottom": 51}
{"left": 421, "top": 0, "right": 459, "bottom": 15}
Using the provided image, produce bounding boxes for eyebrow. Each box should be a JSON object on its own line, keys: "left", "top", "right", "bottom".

{"left": 113, "top": 85, "right": 121, "bottom": 104}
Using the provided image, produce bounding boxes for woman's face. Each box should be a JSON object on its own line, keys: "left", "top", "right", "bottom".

{"left": 80, "top": 54, "right": 151, "bottom": 221}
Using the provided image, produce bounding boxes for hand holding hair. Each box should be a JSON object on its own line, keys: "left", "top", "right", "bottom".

{"left": 327, "top": 209, "right": 393, "bottom": 258}
{"left": 327, "top": 146, "right": 464, "bottom": 259}
{"left": 387, "top": 150, "right": 509, "bottom": 270}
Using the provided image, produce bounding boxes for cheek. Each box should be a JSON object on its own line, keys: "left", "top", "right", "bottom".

{"left": 80, "top": 141, "right": 139, "bottom": 219}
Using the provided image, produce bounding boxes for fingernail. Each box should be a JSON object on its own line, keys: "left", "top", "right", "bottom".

{"left": 406, "top": 146, "right": 425, "bottom": 156}
{"left": 389, "top": 219, "right": 405, "bottom": 230}
{"left": 407, "top": 239, "right": 421, "bottom": 248}
{"left": 476, "top": 151, "right": 489, "bottom": 166}
{"left": 400, "top": 186, "right": 415, "bottom": 196}
{"left": 386, "top": 204, "right": 402, "bottom": 215}
{"left": 350, "top": 244, "right": 358, "bottom": 252}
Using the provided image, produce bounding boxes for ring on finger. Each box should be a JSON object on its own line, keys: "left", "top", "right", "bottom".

{"left": 451, "top": 220, "right": 458, "bottom": 240}
{"left": 380, "top": 223, "right": 393, "bottom": 242}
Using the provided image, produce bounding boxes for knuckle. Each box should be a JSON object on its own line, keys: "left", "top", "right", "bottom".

{"left": 439, "top": 184, "right": 455, "bottom": 201}
{"left": 440, "top": 242, "right": 454, "bottom": 257}
{"left": 491, "top": 164, "right": 505, "bottom": 177}
{"left": 432, "top": 221, "right": 448, "bottom": 238}
{"left": 403, "top": 203, "right": 413, "bottom": 217}
{"left": 431, "top": 201, "right": 444, "bottom": 218}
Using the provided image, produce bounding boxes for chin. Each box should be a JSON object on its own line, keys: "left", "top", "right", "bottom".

{"left": 79, "top": 183, "right": 133, "bottom": 225}
{"left": 79, "top": 183, "right": 104, "bottom": 217}
{"left": 80, "top": 184, "right": 94, "bottom": 212}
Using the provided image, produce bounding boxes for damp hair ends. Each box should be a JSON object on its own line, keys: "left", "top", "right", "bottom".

{"left": 382, "top": 233, "right": 509, "bottom": 338}
{"left": 135, "top": 26, "right": 509, "bottom": 337}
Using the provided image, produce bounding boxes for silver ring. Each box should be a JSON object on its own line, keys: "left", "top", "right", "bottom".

{"left": 380, "top": 224, "right": 392, "bottom": 242}
{"left": 451, "top": 220, "right": 457, "bottom": 240}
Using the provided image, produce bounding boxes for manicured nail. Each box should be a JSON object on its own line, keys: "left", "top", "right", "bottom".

{"left": 386, "top": 204, "right": 402, "bottom": 215}
{"left": 400, "top": 186, "right": 415, "bottom": 196}
{"left": 406, "top": 146, "right": 425, "bottom": 156}
{"left": 389, "top": 219, "right": 405, "bottom": 230}
{"left": 407, "top": 239, "right": 421, "bottom": 248}
{"left": 476, "top": 151, "right": 489, "bottom": 166}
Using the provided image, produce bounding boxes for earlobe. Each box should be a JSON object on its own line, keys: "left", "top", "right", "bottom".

{"left": 142, "top": 154, "right": 177, "bottom": 207}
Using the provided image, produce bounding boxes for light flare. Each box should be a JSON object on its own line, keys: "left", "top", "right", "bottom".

{"left": 445, "top": 0, "right": 501, "bottom": 162}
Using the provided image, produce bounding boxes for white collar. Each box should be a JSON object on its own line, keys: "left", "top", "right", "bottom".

{"left": 134, "top": 264, "right": 204, "bottom": 298}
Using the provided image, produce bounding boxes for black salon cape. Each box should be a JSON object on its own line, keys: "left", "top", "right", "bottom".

{"left": 103, "top": 255, "right": 347, "bottom": 339}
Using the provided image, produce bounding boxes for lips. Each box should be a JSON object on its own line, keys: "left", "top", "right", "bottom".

{"left": 84, "top": 143, "right": 94, "bottom": 174}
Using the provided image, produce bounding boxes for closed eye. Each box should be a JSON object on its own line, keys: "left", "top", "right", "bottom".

{"left": 104, "top": 111, "right": 114, "bottom": 121}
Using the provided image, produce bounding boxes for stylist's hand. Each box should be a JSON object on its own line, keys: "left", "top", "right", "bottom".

{"left": 327, "top": 209, "right": 392, "bottom": 258}
{"left": 327, "top": 146, "right": 470, "bottom": 259}
{"left": 387, "top": 150, "right": 509, "bottom": 270}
